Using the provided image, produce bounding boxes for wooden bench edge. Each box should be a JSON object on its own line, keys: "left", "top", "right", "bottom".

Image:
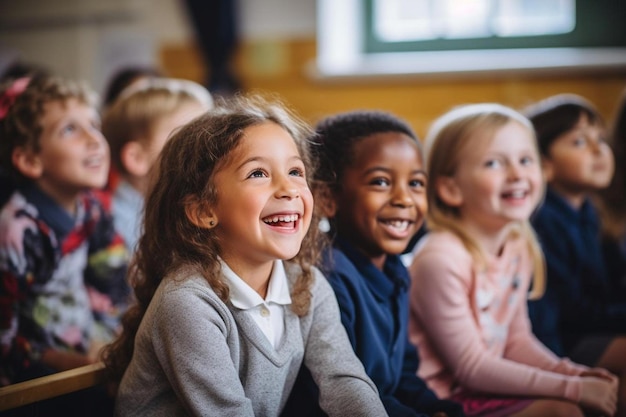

{"left": 0, "top": 362, "right": 106, "bottom": 411}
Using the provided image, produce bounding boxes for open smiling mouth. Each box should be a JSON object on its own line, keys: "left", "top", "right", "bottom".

{"left": 84, "top": 155, "right": 105, "bottom": 168}
{"left": 262, "top": 214, "right": 299, "bottom": 229}
{"left": 381, "top": 219, "right": 412, "bottom": 232}
{"left": 501, "top": 190, "right": 528, "bottom": 200}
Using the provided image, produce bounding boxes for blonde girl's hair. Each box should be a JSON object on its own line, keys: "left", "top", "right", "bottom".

{"left": 102, "top": 77, "right": 214, "bottom": 176}
{"left": 424, "top": 103, "right": 545, "bottom": 299}
{"left": 103, "top": 93, "right": 325, "bottom": 386}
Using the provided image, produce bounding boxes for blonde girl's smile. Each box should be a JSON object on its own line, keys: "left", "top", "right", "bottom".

{"left": 450, "top": 120, "right": 543, "bottom": 231}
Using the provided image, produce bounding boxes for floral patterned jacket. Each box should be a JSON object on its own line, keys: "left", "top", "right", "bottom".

{"left": 0, "top": 185, "right": 129, "bottom": 385}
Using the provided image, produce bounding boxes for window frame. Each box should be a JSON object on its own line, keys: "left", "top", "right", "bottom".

{"left": 312, "top": 0, "right": 626, "bottom": 80}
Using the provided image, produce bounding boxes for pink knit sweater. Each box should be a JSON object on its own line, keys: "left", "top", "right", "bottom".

{"left": 408, "top": 231, "right": 586, "bottom": 402}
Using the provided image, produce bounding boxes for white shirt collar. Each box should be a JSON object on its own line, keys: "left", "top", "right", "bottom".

{"left": 221, "top": 259, "right": 292, "bottom": 310}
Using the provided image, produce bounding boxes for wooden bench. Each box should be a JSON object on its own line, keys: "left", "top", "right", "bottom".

{"left": 0, "top": 362, "right": 106, "bottom": 411}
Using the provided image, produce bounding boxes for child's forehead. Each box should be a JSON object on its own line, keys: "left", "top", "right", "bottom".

{"left": 39, "top": 98, "right": 98, "bottom": 127}
{"left": 351, "top": 131, "right": 422, "bottom": 159}
{"left": 41, "top": 97, "right": 96, "bottom": 117}
{"left": 225, "top": 122, "right": 302, "bottom": 164}
{"left": 340, "top": 131, "right": 424, "bottom": 175}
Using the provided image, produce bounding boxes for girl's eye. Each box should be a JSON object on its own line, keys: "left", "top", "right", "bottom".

{"left": 484, "top": 159, "right": 501, "bottom": 169}
{"left": 370, "top": 177, "right": 390, "bottom": 187}
{"left": 247, "top": 169, "right": 267, "bottom": 178}
{"left": 520, "top": 156, "right": 534, "bottom": 166}
{"left": 409, "top": 178, "right": 426, "bottom": 189}
{"left": 572, "top": 136, "right": 586, "bottom": 147}
{"left": 289, "top": 167, "right": 305, "bottom": 177}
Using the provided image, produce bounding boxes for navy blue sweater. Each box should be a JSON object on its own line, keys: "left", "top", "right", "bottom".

{"left": 529, "top": 188, "right": 626, "bottom": 356}
{"left": 283, "top": 238, "right": 463, "bottom": 417}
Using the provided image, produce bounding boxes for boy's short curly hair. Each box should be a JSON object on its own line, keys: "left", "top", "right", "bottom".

{"left": 311, "top": 110, "right": 420, "bottom": 191}
{"left": 0, "top": 74, "right": 97, "bottom": 183}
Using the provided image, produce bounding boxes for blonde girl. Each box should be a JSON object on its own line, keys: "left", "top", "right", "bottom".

{"left": 102, "top": 77, "right": 213, "bottom": 251}
{"left": 103, "top": 95, "right": 386, "bottom": 416}
{"left": 408, "top": 103, "right": 617, "bottom": 417}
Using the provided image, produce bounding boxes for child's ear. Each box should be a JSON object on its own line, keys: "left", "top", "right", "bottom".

{"left": 435, "top": 176, "right": 463, "bottom": 207}
{"left": 12, "top": 147, "right": 43, "bottom": 179}
{"left": 317, "top": 183, "right": 337, "bottom": 218}
{"left": 184, "top": 196, "right": 218, "bottom": 229}
{"left": 121, "top": 141, "right": 151, "bottom": 177}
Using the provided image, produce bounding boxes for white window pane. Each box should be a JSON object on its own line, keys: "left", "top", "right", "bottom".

{"left": 494, "top": 0, "right": 575, "bottom": 36}
{"left": 374, "top": 0, "right": 575, "bottom": 41}
{"left": 374, "top": 0, "right": 435, "bottom": 41}
{"left": 438, "top": 0, "right": 491, "bottom": 39}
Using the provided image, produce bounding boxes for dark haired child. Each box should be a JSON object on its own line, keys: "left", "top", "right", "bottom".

{"left": 101, "top": 65, "right": 163, "bottom": 109}
{"left": 525, "top": 93, "right": 626, "bottom": 416}
{"left": 598, "top": 87, "right": 626, "bottom": 294}
{"left": 103, "top": 95, "right": 386, "bottom": 416}
{"left": 285, "top": 110, "right": 464, "bottom": 417}
{"left": 0, "top": 75, "right": 129, "bottom": 415}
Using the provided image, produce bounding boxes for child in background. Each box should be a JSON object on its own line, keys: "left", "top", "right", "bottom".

{"left": 0, "top": 75, "right": 129, "bottom": 415}
{"left": 408, "top": 103, "right": 617, "bottom": 417}
{"left": 286, "top": 110, "right": 464, "bottom": 417}
{"left": 102, "top": 77, "right": 213, "bottom": 251}
{"left": 598, "top": 88, "right": 626, "bottom": 292}
{"left": 0, "top": 61, "right": 52, "bottom": 207}
{"left": 101, "top": 65, "right": 163, "bottom": 110}
{"left": 525, "top": 94, "right": 626, "bottom": 416}
{"left": 103, "top": 95, "right": 387, "bottom": 416}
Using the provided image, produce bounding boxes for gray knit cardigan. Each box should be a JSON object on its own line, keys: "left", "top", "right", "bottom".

{"left": 115, "top": 262, "right": 387, "bottom": 416}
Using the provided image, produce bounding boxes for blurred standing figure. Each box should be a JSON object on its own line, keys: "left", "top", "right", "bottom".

{"left": 182, "top": 0, "right": 242, "bottom": 96}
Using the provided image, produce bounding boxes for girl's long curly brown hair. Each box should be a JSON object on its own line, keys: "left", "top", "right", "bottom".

{"left": 103, "top": 94, "right": 325, "bottom": 386}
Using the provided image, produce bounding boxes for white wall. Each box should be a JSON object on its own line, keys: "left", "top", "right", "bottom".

{"left": 0, "top": 0, "right": 316, "bottom": 94}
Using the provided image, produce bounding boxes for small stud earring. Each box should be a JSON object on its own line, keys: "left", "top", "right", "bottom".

{"left": 209, "top": 220, "right": 215, "bottom": 226}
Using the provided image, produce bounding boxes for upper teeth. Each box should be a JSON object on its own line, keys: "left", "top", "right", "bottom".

{"left": 509, "top": 190, "right": 525, "bottom": 198}
{"left": 264, "top": 214, "right": 298, "bottom": 223}
{"left": 386, "top": 220, "right": 409, "bottom": 230}
{"left": 85, "top": 156, "right": 101, "bottom": 166}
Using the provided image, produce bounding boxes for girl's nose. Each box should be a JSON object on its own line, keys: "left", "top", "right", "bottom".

{"left": 275, "top": 176, "right": 300, "bottom": 199}
{"left": 507, "top": 162, "right": 522, "bottom": 180}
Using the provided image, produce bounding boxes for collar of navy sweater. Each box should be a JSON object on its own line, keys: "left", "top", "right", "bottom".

{"left": 541, "top": 186, "right": 599, "bottom": 228}
{"left": 332, "top": 236, "right": 410, "bottom": 299}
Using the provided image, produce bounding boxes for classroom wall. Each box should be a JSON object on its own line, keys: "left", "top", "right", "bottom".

{"left": 162, "top": 37, "right": 626, "bottom": 137}
{"left": 1, "top": 0, "right": 624, "bottom": 135}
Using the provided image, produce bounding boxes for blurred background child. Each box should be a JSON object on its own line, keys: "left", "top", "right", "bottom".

{"left": 409, "top": 103, "right": 617, "bottom": 417}
{"left": 598, "top": 88, "right": 626, "bottom": 291}
{"left": 286, "top": 110, "right": 464, "bottom": 417}
{"left": 525, "top": 93, "right": 626, "bottom": 415}
{"left": 101, "top": 77, "right": 213, "bottom": 252}
{"left": 0, "top": 74, "right": 129, "bottom": 416}
{"left": 100, "top": 65, "right": 163, "bottom": 110}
